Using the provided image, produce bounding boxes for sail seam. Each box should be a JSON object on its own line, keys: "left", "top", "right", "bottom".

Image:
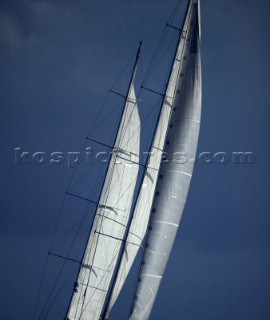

{"left": 186, "top": 118, "right": 200, "bottom": 123}
{"left": 165, "top": 169, "right": 192, "bottom": 177}
{"left": 141, "top": 274, "right": 162, "bottom": 279}
{"left": 152, "top": 220, "right": 179, "bottom": 227}
{"left": 178, "top": 171, "right": 192, "bottom": 177}
{"left": 174, "top": 118, "right": 200, "bottom": 124}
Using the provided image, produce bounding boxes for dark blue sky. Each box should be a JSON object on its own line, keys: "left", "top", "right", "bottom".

{"left": 1, "top": 0, "right": 270, "bottom": 319}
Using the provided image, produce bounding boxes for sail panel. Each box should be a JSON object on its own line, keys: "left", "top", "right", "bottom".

{"left": 67, "top": 84, "right": 141, "bottom": 320}
{"left": 130, "top": 1, "right": 202, "bottom": 319}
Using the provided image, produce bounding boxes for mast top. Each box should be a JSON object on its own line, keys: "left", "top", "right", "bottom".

{"left": 135, "top": 41, "right": 142, "bottom": 64}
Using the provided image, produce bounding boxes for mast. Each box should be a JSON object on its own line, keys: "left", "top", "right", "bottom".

{"left": 102, "top": 2, "right": 194, "bottom": 319}
{"left": 99, "top": 41, "right": 142, "bottom": 320}
{"left": 64, "top": 42, "right": 142, "bottom": 320}
{"left": 129, "top": 0, "right": 202, "bottom": 318}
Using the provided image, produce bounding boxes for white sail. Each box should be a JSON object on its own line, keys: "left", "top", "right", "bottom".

{"left": 130, "top": 0, "right": 202, "bottom": 319}
{"left": 103, "top": 3, "right": 196, "bottom": 316}
{"left": 67, "top": 81, "right": 141, "bottom": 320}
{"left": 104, "top": 93, "right": 170, "bottom": 318}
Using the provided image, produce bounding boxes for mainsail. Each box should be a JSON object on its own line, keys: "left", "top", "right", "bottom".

{"left": 66, "top": 45, "right": 142, "bottom": 320}
{"left": 128, "top": 0, "right": 202, "bottom": 319}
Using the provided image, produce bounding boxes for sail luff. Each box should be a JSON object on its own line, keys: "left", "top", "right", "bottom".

{"left": 66, "top": 44, "right": 142, "bottom": 320}
{"left": 129, "top": 0, "right": 202, "bottom": 319}
{"left": 103, "top": 2, "right": 196, "bottom": 319}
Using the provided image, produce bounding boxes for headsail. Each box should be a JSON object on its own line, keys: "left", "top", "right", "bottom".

{"left": 129, "top": 1, "right": 202, "bottom": 319}
{"left": 66, "top": 46, "right": 142, "bottom": 320}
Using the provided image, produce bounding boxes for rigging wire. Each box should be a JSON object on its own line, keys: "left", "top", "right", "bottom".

{"left": 87, "top": 52, "right": 137, "bottom": 137}
{"left": 32, "top": 46, "right": 139, "bottom": 320}
{"left": 33, "top": 0, "right": 186, "bottom": 318}
{"left": 64, "top": 43, "right": 143, "bottom": 320}
{"left": 99, "top": 2, "right": 187, "bottom": 318}
{"left": 38, "top": 202, "right": 94, "bottom": 320}
{"left": 45, "top": 70, "right": 160, "bottom": 320}
{"left": 140, "top": 0, "right": 184, "bottom": 90}
{"left": 74, "top": 57, "right": 142, "bottom": 319}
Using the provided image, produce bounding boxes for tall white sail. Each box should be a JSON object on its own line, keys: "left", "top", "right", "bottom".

{"left": 66, "top": 61, "right": 141, "bottom": 319}
{"left": 129, "top": 1, "right": 202, "bottom": 319}
{"left": 103, "top": 2, "right": 198, "bottom": 317}
{"left": 103, "top": 87, "right": 170, "bottom": 319}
